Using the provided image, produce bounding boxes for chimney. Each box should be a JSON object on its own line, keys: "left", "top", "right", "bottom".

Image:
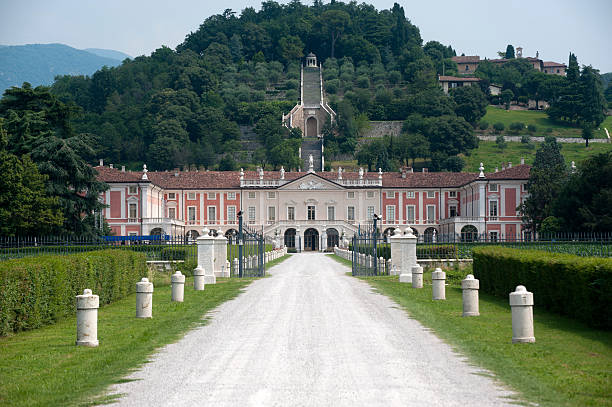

{"left": 502, "top": 163, "right": 506, "bottom": 170}
{"left": 520, "top": 157, "right": 525, "bottom": 165}
{"left": 508, "top": 162, "right": 512, "bottom": 168}
{"left": 495, "top": 167, "right": 499, "bottom": 172}
{"left": 409, "top": 167, "right": 413, "bottom": 173}
{"left": 121, "top": 165, "right": 125, "bottom": 172}
{"left": 401, "top": 167, "right": 406, "bottom": 179}
{"left": 99, "top": 158, "right": 104, "bottom": 166}
{"left": 422, "top": 168, "right": 428, "bottom": 173}
{"left": 174, "top": 168, "right": 179, "bottom": 177}
{"left": 109, "top": 164, "right": 113, "bottom": 169}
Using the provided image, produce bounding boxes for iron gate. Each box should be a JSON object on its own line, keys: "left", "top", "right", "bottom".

{"left": 351, "top": 216, "right": 387, "bottom": 276}
{"left": 230, "top": 210, "right": 265, "bottom": 277}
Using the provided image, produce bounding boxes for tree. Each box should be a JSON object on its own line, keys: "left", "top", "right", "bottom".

{"left": 319, "top": 10, "right": 350, "bottom": 59}
{"left": 424, "top": 115, "right": 477, "bottom": 158}
{"left": 552, "top": 152, "right": 612, "bottom": 232}
{"left": 218, "top": 154, "right": 237, "bottom": 171}
{"left": 518, "top": 136, "right": 567, "bottom": 233}
{"left": 278, "top": 36, "right": 304, "bottom": 64}
{"left": 495, "top": 134, "right": 507, "bottom": 150}
{"left": 578, "top": 66, "right": 606, "bottom": 128}
{"left": 0, "top": 121, "right": 63, "bottom": 236}
{"left": 581, "top": 125, "right": 593, "bottom": 147}
{"left": 397, "top": 132, "right": 429, "bottom": 167}
{"left": 451, "top": 85, "right": 488, "bottom": 125}
{"left": 501, "top": 89, "right": 514, "bottom": 109}
{"left": 505, "top": 45, "right": 515, "bottom": 59}
{"left": 0, "top": 84, "right": 108, "bottom": 236}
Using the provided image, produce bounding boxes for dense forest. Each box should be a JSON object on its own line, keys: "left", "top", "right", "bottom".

{"left": 47, "top": 1, "right": 481, "bottom": 172}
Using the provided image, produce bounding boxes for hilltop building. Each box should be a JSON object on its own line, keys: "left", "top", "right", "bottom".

{"left": 96, "top": 160, "right": 530, "bottom": 250}
{"left": 282, "top": 53, "right": 336, "bottom": 171}
{"left": 451, "top": 48, "right": 567, "bottom": 76}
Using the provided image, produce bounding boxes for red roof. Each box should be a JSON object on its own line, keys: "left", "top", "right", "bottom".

{"left": 451, "top": 56, "right": 480, "bottom": 63}
{"left": 95, "top": 165, "right": 530, "bottom": 189}
{"left": 543, "top": 61, "right": 566, "bottom": 68}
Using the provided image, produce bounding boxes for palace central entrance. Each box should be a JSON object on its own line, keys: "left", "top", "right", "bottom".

{"left": 304, "top": 228, "right": 319, "bottom": 251}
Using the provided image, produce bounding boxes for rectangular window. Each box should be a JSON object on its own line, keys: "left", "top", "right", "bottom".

{"left": 448, "top": 191, "right": 457, "bottom": 198}
{"left": 347, "top": 191, "right": 355, "bottom": 199}
{"left": 367, "top": 206, "right": 375, "bottom": 220}
{"left": 427, "top": 205, "right": 435, "bottom": 222}
{"left": 267, "top": 191, "right": 276, "bottom": 199}
{"left": 449, "top": 205, "right": 457, "bottom": 217}
{"left": 489, "top": 184, "right": 498, "bottom": 192}
{"left": 128, "top": 186, "right": 137, "bottom": 194}
{"left": 406, "top": 205, "right": 415, "bottom": 223}
{"left": 187, "top": 192, "right": 196, "bottom": 200}
{"left": 227, "top": 206, "right": 236, "bottom": 222}
{"left": 386, "top": 191, "right": 395, "bottom": 199}
{"left": 367, "top": 191, "right": 375, "bottom": 198}
{"left": 347, "top": 206, "right": 355, "bottom": 221}
{"left": 287, "top": 206, "right": 295, "bottom": 221}
{"left": 188, "top": 206, "right": 196, "bottom": 221}
{"left": 128, "top": 203, "right": 137, "bottom": 219}
{"left": 248, "top": 206, "right": 256, "bottom": 221}
{"left": 386, "top": 205, "right": 395, "bottom": 222}
{"left": 307, "top": 206, "right": 315, "bottom": 220}
{"left": 489, "top": 201, "right": 498, "bottom": 218}
{"left": 207, "top": 192, "right": 216, "bottom": 200}
{"left": 248, "top": 191, "right": 256, "bottom": 199}
{"left": 208, "top": 206, "right": 216, "bottom": 223}
{"left": 228, "top": 192, "right": 236, "bottom": 200}
{"left": 168, "top": 193, "right": 176, "bottom": 200}
{"left": 427, "top": 191, "right": 435, "bottom": 199}
{"left": 327, "top": 206, "right": 335, "bottom": 221}
{"left": 268, "top": 206, "right": 275, "bottom": 221}
{"left": 168, "top": 207, "right": 176, "bottom": 219}
{"left": 406, "top": 191, "right": 415, "bottom": 199}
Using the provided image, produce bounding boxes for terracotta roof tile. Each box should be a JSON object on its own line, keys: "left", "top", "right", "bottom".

{"left": 451, "top": 56, "right": 480, "bottom": 63}
{"left": 486, "top": 164, "right": 531, "bottom": 180}
{"left": 438, "top": 75, "right": 481, "bottom": 82}
{"left": 543, "top": 61, "right": 566, "bottom": 67}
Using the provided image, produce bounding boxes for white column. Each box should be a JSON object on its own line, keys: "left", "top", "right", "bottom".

{"left": 390, "top": 228, "right": 417, "bottom": 282}
{"left": 219, "top": 192, "right": 224, "bottom": 225}
{"left": 398, "top": 191, "right": 403, "bottom": 224}
{"left": 196, "top": 228, "right": 216, "bottom": 284}
{"left": 213, "top": 232, "right": 228, "bottom": 277}
{"left": 479, "top": 183, "right": 486, "bottom": 218}
{"left": 418, "top": 191, "right": 423, "bottom": 225}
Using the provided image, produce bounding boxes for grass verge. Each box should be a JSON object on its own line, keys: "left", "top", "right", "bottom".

{"left": 265, "top": 253, "right": 291, "bottom": 270}
{"left": 328, "top": 255, "right": 612, "bottom": 407}
{"left": 0, "top": 276, "right": 252, "bottom": 407}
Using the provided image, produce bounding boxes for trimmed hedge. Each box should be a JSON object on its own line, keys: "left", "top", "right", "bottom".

{"left": 0, "top": 249, "right": 147, "bottom": 336}
{"left": 473, "top": 247, "right": 612, "bottom": 329}
{"left": 416, "top": 244, "right": 457, "bottom": 259}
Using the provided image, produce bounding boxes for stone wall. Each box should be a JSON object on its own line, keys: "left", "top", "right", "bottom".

{"left": 361, "top": 121, "right": 403, "bottom": 139}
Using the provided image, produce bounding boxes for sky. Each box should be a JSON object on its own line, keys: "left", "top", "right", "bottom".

{"left": 1, "top": 0, "right": 611, "bottom": 72}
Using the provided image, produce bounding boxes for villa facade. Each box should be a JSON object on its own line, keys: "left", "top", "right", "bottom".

{"left": 96, "top": 161, "right": 530, "bottom": 251}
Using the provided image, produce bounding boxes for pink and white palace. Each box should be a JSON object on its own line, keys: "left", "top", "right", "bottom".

{"left": 95, "top": 160, "right": 530, "bottom": 251}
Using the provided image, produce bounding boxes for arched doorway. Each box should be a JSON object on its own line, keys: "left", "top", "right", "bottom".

{"left": 423, "top": 227, "right": 437, "bottom": 243}
{"left": 284, "top": 228, "right": 296, "bottom": 248}
{"left": 150, "top": 227, "right": 163, "bottom": 236}
{"left": 306, "top": 116, "right": 317, "bottom": 138}
{"left": 186, "top": 230, "right": 200, "bottom": 241}
{"left": 304, "top": 228, "right": 319, "bottom": 251}
{"left": 461, "top": 225, "right": 479, "bottom": 242}
{"left": 225, "top": 229, "right": 238, "bottom": 244}
{"left": 326, "top": 228, "right": 339, "bottom": 250}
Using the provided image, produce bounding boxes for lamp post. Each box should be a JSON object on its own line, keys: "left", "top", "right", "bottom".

{"left": 238, "top": 210, "right": 243, "bottom": 278}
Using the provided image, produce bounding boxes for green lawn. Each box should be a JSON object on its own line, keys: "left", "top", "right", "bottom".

{"left": 463, "top": 140, "right": 612, "bottom": 172}
{"left": 0, "top": 276, "right": 252, "bottom": 407}
{"left": 330, "top": 254, "right": 612, "bottom": 406}
{"left": 481, "top": 106, "right": 611, "bottom": 139}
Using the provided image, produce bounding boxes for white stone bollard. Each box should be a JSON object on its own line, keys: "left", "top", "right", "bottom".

{"left": 171, "top": 271, "right": 185, "bottom": 302}
{"left": 432, "top": 268, "right": 446, "bottom": 300}
{"left": 509, "top": 285, "right": 535, "bottom": 343}
{"left": 461, "top": 274, "right": 479, "bottom": 317}
{"left": 193, "top": 266, "right": 205, "bottom": 291}
{"left": 76, "top": 289, "right": 99, "bottom": 347}
{"left": 411, "top": 265, "right": 423, "bottom": 288}
{"left": 233, "top": 258, "right": 239, "bottom": 277}
{"left": 136, "top": 277, "right": 153, "bottom": 318}
{"left": 225, "top": 260, "right": 231, "bottom": 278}
{"left": 378, "top": 257, "right": 385, "bottom": 273}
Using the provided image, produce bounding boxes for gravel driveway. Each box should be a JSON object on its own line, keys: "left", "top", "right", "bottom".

{"left": 110, "top": 253, "right": 516, "bottom": 406}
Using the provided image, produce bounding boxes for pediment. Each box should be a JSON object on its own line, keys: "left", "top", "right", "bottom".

{"left": 279, "top": 173, "right": 344, "bottom": 191}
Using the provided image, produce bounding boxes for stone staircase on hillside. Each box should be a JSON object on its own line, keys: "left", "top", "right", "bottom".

{"left": 301, "top": 137, "right": 322, "bottom": 171}
{"left": 302, "top": 67, "right": 321, "bottom": 107}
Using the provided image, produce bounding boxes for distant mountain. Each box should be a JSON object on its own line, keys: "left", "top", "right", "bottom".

{"left": 0, "top": 43, "right": 126, "bottom": 93}
{"left": 84, "top": 48, "right": 131, "bottom": 61}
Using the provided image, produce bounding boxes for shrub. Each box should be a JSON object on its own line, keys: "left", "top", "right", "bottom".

{"left": 521, "top": 134, "right": 531, "bottom": 144}
{"left": 493, "top": 122, "right": 505, "bottom": 132}
{"left": 473, "top": 247, "right": 612, "bottom": 329}
{"left": 416, "top": 244, "right": 457, "bottom": 259}
{"left": 356, "top": 75, "right": 370, "bottom": 88}
{"left": 545, "top": 127, "right": 553, "bottom": 134}
{"left": 325, "top": 79, "right": 339, "bottom": 94}
{"left": 478, "top": 121, "right": 489, "bottom": 130}
{"left": 0, "top": 250, "right": 147, "bottom": 336}
{"left": 509, "top": 122, "right": 525, "bottom": 133}
{"left": 496, "top": 134, "right": 507, "bottom": 150}
{"left": 527, "top": 124, "right": 537, "bottom": 133}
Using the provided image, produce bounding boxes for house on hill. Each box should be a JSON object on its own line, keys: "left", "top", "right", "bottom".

{"left": 452, "top": 47, "right": 566, "bottom": 77}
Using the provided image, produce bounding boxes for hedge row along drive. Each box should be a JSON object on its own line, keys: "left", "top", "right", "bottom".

{"left": 0, "top": 249, "right": 147, "bottom": 336}
{"left": 473, "top": 246, "right": 612, "bottom": 329}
